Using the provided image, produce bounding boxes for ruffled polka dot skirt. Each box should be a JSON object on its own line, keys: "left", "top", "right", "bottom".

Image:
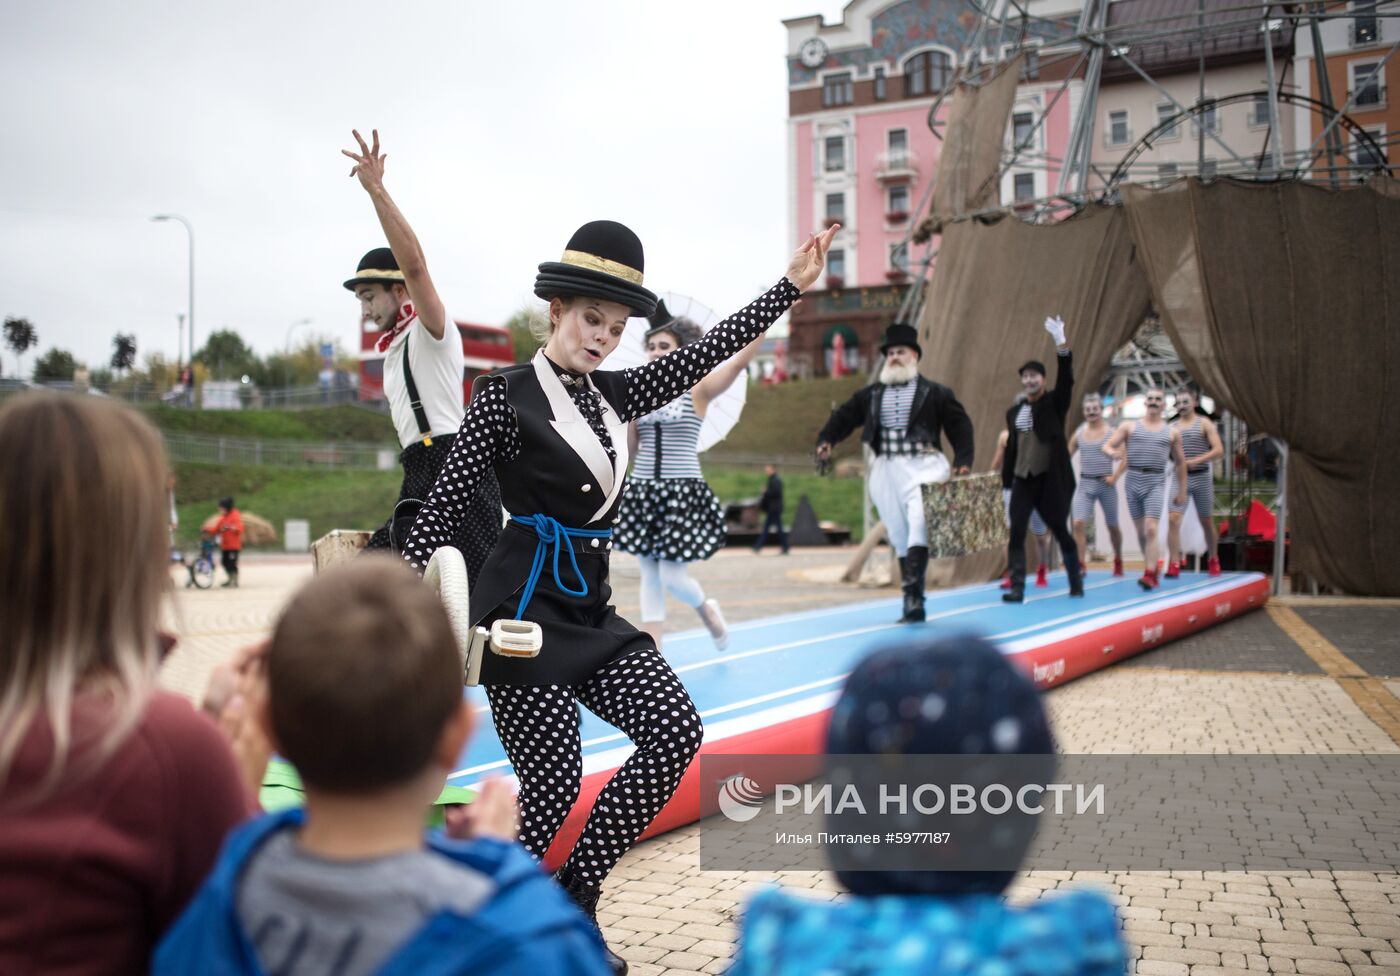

{"left": 614, "top": 477, "right": 726, "bottom": 562}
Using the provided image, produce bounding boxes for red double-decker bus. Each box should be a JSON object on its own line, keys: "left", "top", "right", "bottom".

{"left": 358, "top": 317, "right": 515, "bottom": 404}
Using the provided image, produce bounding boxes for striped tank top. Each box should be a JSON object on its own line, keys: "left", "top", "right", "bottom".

{"left": 1126, "top": 420, "right": 1173, "bottom": 472}
{"left": 632, "top": 391, "right": 704, "bottom": 480}
{"left": 1177, "top": 417, "right": 1209, "bottom": 473}
{"left": 1077, "top": 424, "right": 1115, "bottom": 477}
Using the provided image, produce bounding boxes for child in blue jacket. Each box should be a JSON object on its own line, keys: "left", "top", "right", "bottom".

{"left": 156, "top": 558, "right": 611, "bottom": 976}
{"left": 728, "top": 634, "right": 1127, "bottom": 976}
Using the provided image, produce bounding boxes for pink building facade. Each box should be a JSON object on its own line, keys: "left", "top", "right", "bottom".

{"left": 784, "top": 0, "right": 1076, "bottom": 375}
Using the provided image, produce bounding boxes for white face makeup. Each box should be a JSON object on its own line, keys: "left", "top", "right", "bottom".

{"left": 1020, "top": 370, "right": 1045, "bottom": 397}
{"left": 1083, "top": 398, "right": 1103, "bottom": 421}
{"left": 644, "top": 332, "right": 679, "bottom": 363}
{"left": 546, "top": 297, "right": 631, "bottom": 373}
{"left": 355, "top": 284, "right": 403, "bottom": 331}
{"left": 1144, "top": 390, "right": 1166, "bottom": 418}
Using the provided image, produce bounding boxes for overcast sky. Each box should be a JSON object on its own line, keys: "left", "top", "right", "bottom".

{"left": 1, "top": 0, "right": 848, "bottom": 376}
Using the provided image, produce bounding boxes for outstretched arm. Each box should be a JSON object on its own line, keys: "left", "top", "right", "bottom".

{"left": 693, "top": 333, "right": 763, "bottom": 417}
{"left": 400, "top": 378, "right": 518, "bottom": 572}
{"left": 342, "top": 129, "right": 447, "bottom": 341}
{"left": 817, "top": 389, "right": 868, "bottom": 459}
{"left": 620, "top": 225, "right": 838, "bottom": 422}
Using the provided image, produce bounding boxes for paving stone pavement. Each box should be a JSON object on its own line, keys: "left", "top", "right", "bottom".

{"left": 160, "top": 551, "right": 1400, "bottom": 976}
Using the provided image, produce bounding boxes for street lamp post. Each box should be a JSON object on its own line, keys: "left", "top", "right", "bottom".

{"left": 284, "top": 317, "right": 313, "bottom": 354}
{"left": 151, "top": 214, "right": 194, "bottom": 368}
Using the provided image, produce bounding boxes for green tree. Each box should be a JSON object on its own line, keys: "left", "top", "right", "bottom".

{"left": 4, "top": 316, "right": 38, "bottom": 378}
{"left": 503, "top": 307, "right": 545, "bottom": 363}
{"left": 195, "top": 328, "right": 259, "bottom": 380}
{"left": 32, "top": 348, "right": 80, "bottom": 383}
{"left": 110, "top": 332, "right": 137, "bottom": 374}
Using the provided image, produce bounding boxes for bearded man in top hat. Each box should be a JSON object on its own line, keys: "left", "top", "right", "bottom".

{"left": 342, "top": 129, "right": 501, "bottom": 578}
{"left": 1000, "top": 315, "right": 1083, "bottom": 603}
{"left": 816, "top": 322, "right": 974, "bottom": 623}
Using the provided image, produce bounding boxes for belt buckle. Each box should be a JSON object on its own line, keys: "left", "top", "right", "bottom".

{"left": 490, "top": 619, "right": 542, "bottom": 658}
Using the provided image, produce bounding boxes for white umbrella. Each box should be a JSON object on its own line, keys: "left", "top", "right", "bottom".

{"left": 599, "top": 292, "right": 748, "bottom": 452}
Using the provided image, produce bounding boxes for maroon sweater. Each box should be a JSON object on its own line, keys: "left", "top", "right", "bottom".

{"left": 0, "top": 691, "right": 255, "bottom": 975}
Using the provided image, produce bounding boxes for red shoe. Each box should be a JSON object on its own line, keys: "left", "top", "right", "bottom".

{"left": 1000, "top": 572, "right": 1013, "bottom": 590}
{"left": 1207, "top": 556, "right": 1221, "bottom": 577}
{"left": 1165, "top": 561, "right": 1181, "bottom": 579}
{"left": 1112, "top": 558, "right": 1124, "bottom": 577}
{"left": 1138, "top": 569, "right": 1158, "bottom": 591}
{"left": 1035, "top": 564, "right": 1049, "bottom": 588}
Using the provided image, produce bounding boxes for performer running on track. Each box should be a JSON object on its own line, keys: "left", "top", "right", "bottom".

{"left": 1103, "top": 387, "right": 1187, "bottom": 590}
{"left": 1165, "top": 387, "right": 1223, "bottom": 577}
{"left": 613, "top": 303, "right": 761, "bottom": 652}
{"left": 402, "top": 216, "right": 839, "bottom": 974}
{"left": 989, "top": 428, "right": 1052, "bottom": 589}
{"left": 1068, "top": 392, "right": 1125, "bottom": 577}
{"left": 1000, "top": 316, "right": 1083, "bottom": 604}
{"left": 342, "top": 130, "right": 502, "bottom": 581}
{"left": 816, "top": 323, "right": 974, "bottom": 623}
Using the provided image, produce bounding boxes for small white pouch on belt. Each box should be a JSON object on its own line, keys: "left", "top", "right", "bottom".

{"left": 426, "top": 547, "right": 542, "bottom": 686}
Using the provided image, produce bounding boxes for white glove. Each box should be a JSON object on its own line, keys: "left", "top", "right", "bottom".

{"left": 1044, "top": 314, "right": 1066, "bottom": 346}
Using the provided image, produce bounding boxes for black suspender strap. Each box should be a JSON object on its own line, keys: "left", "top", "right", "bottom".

{"left": 400, "top": 331, "right": 433, "bottom": 447}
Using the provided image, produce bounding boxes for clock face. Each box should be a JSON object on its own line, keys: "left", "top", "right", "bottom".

{"left": 799, "top": 37, "right": 828, "bottom": 69}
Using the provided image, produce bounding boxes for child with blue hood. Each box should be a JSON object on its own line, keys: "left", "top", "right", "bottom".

{"left": 728, "top": 634, "right": 1126, "bottom": 976}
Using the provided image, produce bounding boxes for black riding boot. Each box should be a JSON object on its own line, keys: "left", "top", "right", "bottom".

{"left": 556, "top": 867, "right": 629, "bottom": 975}
{"left": 1003, "top": 546, "right": 1027, "bottom": 604}
{"left": 899, "top": 546, "right": 928, "bottom": 623}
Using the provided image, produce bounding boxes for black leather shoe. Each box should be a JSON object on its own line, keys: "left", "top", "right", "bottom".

{"left": 556, "top": 868, "right": 628, "bottom": 975}
{"left": 1002, "top": 587, "right": 1025, "bottom": 604}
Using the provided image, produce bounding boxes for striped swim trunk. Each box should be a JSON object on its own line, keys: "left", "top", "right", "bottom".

{"left": 1003, "top": 488, "right": 1048, "bottom": 535}
{"left": 1170, "top": 468, "right": 1215, "bottom": 516}
{"left": 1125, "top": 469, "right": 1166, "bottom": 521}
{"left": 1072, "top": 476, "right": 1119, "bottom": 527}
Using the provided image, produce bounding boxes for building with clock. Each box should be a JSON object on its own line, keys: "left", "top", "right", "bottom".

{"left": 782, "top": 0, "right": 1078, "bottom": 377}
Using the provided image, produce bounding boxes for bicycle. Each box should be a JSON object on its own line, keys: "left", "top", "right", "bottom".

{"left": 173, "top": 534, "right": 217, "bottom": 589}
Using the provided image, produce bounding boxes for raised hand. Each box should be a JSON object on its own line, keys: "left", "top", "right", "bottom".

{"left": 341, "top": 128, "right": 387, "bottom": 194}
{"left": 1044, "top": 314, "right": 1067, "bottom": 347}
{"left": 444, "top": 777, "right": 519, "bottom": 842}
{"left": 785, "top": 224, "right": 840, "bottom": 292}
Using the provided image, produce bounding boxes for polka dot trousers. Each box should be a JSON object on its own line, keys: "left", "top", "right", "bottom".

{"left": 485, "top": 647, "right": 703, "bottom": 885}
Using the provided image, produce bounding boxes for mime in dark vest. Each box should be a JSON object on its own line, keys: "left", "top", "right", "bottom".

{"left": 1001, "top": 315, "right": 1084, "bottom": 603}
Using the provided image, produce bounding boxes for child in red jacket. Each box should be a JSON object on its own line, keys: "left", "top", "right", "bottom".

{"left": 212, "top": 497, "right": 243, "bottom": 588}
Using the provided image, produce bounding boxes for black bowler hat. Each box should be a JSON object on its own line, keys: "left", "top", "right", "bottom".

{"left": 534, "top": 220, "right": 658, "bottom": 317}
{"left": 1018, "top": 360, "right": 1047, "bottom": 377}
{"left": 879, "top": 322, "right": 922, "bottom": 357}
{"left": 343, "top": 247, "right": 405, "bottom": 292}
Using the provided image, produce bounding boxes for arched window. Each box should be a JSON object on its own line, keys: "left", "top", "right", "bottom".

{"left": 904, "top": 50, "right": 952, "bottom": 96}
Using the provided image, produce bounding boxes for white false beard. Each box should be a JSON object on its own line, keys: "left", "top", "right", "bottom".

{"left": 879, "top": 361, "right": 919, "bottom": 386}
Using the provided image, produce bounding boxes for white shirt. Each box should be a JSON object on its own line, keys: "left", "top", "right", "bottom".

{"left": 383, "top": 312, "right": 466, "bottom": 449}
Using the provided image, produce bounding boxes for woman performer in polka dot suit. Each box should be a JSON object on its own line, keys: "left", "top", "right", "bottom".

{"left": 613, "top": 304, "right": 762, "bottom": 652}
{"left": 403, "top": 219, "right": 837, "bottom": 973}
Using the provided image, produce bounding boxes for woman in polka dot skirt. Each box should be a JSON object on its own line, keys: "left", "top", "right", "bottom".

{"left": 613, "top": 303, "right": 763, "bottom": 652}
{"left": 403, "top": 219, "right": 838, "bottom": 973}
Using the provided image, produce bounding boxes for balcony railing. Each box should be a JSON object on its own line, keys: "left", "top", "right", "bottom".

{"left": 874, "top": 149, "right": 920, "bottom": 181}
{"left": 1349, "top": 84, "right": 1387, "bottom": 109}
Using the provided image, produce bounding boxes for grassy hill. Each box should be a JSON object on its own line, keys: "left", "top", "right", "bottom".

{"left": 165, "top": 378, "right": 871, "bottom": 549}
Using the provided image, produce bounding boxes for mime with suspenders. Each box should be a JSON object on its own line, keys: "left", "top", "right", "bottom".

{"left": 343, "top": 130, "right": 502, "bottom": 581}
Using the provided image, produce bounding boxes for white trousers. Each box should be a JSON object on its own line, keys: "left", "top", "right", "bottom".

{"left": 868, "top": 453, "right": 951, "bottom": 557}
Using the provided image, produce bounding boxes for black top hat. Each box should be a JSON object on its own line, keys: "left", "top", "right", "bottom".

{"left": 879, "top": 322, "right": 922, "bottom": 357}
{"left": 644, "top": 299, "right": 703, "bottom": 346}
{"left": 1017, "top": 360, "right": 1047, "bottom": 377}
{"left": 534, "top": 221, "right": 658, "bottom": 317}
{"left": 343, "top": 247, "right": 406, "bottom": 292}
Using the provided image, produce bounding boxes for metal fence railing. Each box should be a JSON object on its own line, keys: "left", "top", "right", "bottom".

{"left": 163, "top": 432, "right": 398, "bottom": 470}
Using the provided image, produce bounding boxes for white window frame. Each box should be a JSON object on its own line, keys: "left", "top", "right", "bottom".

{"left": 827, "top": 247, "right": 847, "bottom": 280}
{"left": 1353, "top": 125, "right": 1389, "bottom": 173}
{"left": 1247, "top": 92, "right": 1272, "bottom": 129}
{"left": 824, "top": 134, "right": 847, "bottom": 172}
{"left": 1010, "top": 108, "right": 1037, "bottom": 151}
{"left": 1351, "top": 0, "right": 1382, "bottom": 47}
{"left": 887, "top": 183, "right": 911, "bottom": 218}
{"left": 820, "top": 70, "right": 854, "bottom": 108}
{"left": 902, "top": 46, "right": 957, "bottom": 97}
{"left": 1155, "top": 102, "right": 1182, "bottom": 141}
{"left": 1106, "top": 109, "right": 1131, "bottom": 147}
{"left": 1350, "top": 59, "right": 1387, "bottom": 109}
{"left": 1193, "top": 95, "right": 1220, "bottom": 136}
{"left": 825, "top": 191, "right": 846, "bottom": 221}
{"left": 887, "top": 127, "right": 909, "bottom": 154}
{"left": 889, "top": 241, "right": 910, "bottom": 273}
{"left": 1012, "top": 172, "right": 1036, "bottom": 202}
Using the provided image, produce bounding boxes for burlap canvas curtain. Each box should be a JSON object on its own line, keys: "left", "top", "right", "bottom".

{"left": 1122, "top": 179, "right": 1400, "bottom": 596}
{"left": 918, "top": 204, "right": 1154, "bottom": 473}
{"left": 924, "top": 55, "right": 1024, "bottom": 235}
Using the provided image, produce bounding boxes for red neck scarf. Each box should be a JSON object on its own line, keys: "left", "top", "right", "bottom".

{"left": 375, "top": 301, "right": 416, "bottom": 353}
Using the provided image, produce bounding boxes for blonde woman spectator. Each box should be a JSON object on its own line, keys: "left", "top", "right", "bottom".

{"left": 0, "top": 393, "right": 256, "bottom": 975}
